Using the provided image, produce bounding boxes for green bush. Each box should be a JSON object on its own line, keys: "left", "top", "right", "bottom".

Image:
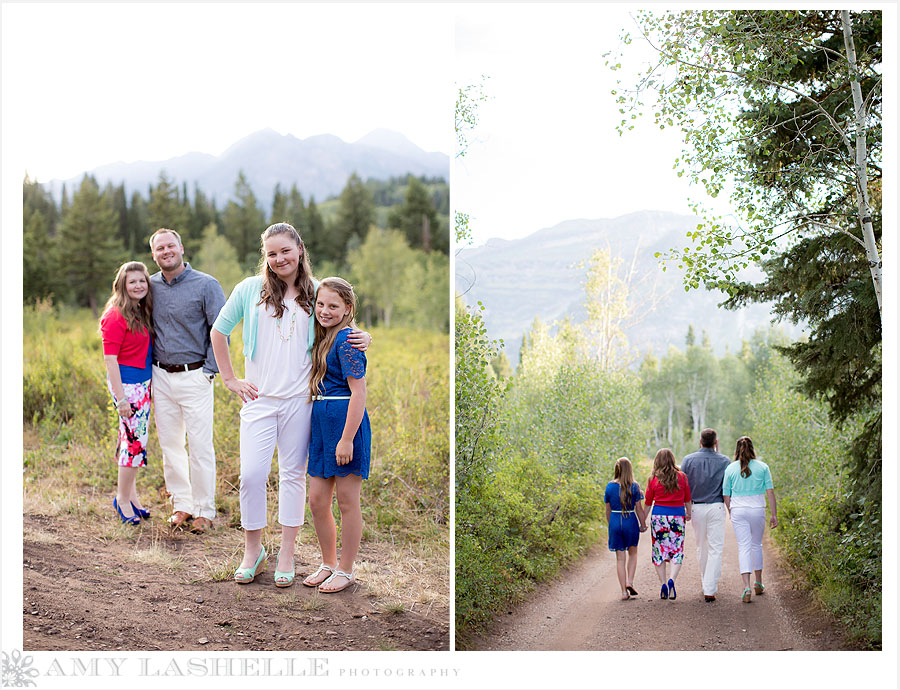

{"left": 749, "top": 353, "right": 881, "bottom": 649}
{"left": 454, "top": 303, "right": 647, "bottom": 646}
{"left": 455, "top": 453, "right": 604, "bottom": 640}
{"left": 23, "top": 302, "right": 109, "bottom": 436}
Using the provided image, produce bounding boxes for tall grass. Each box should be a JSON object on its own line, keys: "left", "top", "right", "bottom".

{"left": 23, "top": 303, "right": 449, "bottom": 555}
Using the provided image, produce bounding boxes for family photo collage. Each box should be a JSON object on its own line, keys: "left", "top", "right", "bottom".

{"left": 2, "top": 3, "right": 897, "bottom": 689}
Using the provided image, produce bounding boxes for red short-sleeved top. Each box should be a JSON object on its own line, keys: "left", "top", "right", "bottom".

{"left": 645, "top": 472, "right": 692, "bottom": 507}
{"left": 100, "top": 307, "right": 151, "bottom": 368}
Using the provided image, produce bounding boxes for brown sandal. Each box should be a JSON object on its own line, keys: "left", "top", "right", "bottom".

{"left": 190, "top": 517, "right": 213, "bottom": 534}
{"left": 168, "top": 511, "right": 192, "bottom": 529}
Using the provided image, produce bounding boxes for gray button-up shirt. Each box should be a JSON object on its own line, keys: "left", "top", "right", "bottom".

{"left": 681, "top": 447, "right": 731, "bottom": 504}
{"left": 150, "top": 263, "right": 226, "bottom": 374}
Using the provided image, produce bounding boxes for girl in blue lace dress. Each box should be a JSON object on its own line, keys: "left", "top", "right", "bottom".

{"left": 604, "top": 457, "right": 647, "bottom": 600}
{"left": 302, "top": 277, "right": 371, "bottom": 593}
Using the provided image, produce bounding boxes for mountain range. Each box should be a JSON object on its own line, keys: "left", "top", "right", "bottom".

{"left": 42, "top": 128, "right": 449, "bottom": 206}
{"left": 456, "top": 210, "right": 805, "bottom": 367}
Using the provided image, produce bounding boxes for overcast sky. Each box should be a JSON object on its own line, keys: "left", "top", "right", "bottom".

{"left": 455, "top": 5, "right": 739, "bottom": 246}
{"left": 2, "top": 3, "right": 453, "bottom": 184}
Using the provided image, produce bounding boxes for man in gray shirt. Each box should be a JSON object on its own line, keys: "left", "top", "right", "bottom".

{"left": 149, "top": 228, "right": 226, "bottom": 534}
{"left": 681, "top": 428, "right": 731, "bottom": 601}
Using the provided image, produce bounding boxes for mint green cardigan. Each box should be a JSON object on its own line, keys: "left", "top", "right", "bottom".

{"left": 212, "top": 276, "right": 318, "bottom": 360}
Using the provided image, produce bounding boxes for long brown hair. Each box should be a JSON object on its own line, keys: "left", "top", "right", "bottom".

{"left": 613, "top": 457, "right": 635, "bottom": 514}
{"left": 652, "top": 448, "right": 680, "bottom": 493}
{"left": 101, "top": 262, "right": 154, "bottom": 337}
{"left": 258, "top": 223, "right": 315, "bottom": 318}
{"left": 309, "top": 277, "right": 358, "bottom": 399}
{"left": 735, "top": 436, "right": 756, "bottom": 478}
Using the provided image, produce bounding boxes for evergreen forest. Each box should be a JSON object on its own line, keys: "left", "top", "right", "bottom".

{"left": 23, "top": 169, "right": 449, "bottom": 331}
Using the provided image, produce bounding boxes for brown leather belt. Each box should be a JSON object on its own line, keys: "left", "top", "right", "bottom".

{"left": 154, "top": 360, "right": 204, "bottom": 373}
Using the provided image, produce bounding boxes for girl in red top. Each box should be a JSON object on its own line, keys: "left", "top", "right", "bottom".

{"left": 644, "top": 448, "right": 692, "bottom": 600}
{"left": 99, "top": 262, "right": 154, "bottom": 526}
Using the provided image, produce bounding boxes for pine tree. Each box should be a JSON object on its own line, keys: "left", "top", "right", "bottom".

{"left": 387, "top": 175, "right": 442, "bottom": 253}
{"left": 59, "top": 175, "right": 127, "bottom": 315}
{"left": 126, "top": 191, "right": 149, "bottom": 257}
{"left": 305, "top": 197, "right": 329, "bottom": 265}
{"left": 269, "top": 183, "right": 287, "bottom": 225}
{"left": 102, "top": 182, "right": 128, "bottom": 251}
{"left": 23, "top": 207, "right": 60, "bottom": 303}
{"left": 60, "top": 183, "right": 69, "bottom": 217}
{"left": 335, "top": 173, "right": 375, "bottom": 257}
{"left": 222, "top": 170, "right": 266, "bottom": 270}
{"left": 148, "top": 172, "right": 190, "bottom": 238}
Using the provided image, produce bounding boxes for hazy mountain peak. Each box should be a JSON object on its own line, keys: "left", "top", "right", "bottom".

{"left": 458, "top": 211, "right": 802, "bottom": 366}
{"left": 43, "top": 127, "right": 449, "bottom": 208}
{"left": 305, "top": 132, "right": 346, "bottom": 146}
{"left": 356, "top": 128, "right": 430, "bottom": 155}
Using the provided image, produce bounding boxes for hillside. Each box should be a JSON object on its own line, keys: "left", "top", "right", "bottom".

{"left": 456, "top": 210, "right": 804, "bottom": 365}
{"left": 42, "top": 128, "right": 448, "bottom": 207}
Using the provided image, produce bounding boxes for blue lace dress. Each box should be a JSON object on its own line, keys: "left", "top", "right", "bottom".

{"left": 308, "top": 328, "right": 371, "bottom": 478}
{"left": 605, "top": 481, "right": 643, "bottom": 551}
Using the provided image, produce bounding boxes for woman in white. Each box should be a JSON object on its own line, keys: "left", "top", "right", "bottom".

{"left": 211, "top": 223, "right": 369, "bottom": 586}
{"left": 723, "top": 436, "right": 778, "bottom": 603}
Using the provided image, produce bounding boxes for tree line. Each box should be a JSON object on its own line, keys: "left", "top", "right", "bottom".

{"left": 23, "top": 170, "right": 449, "bottom": 331}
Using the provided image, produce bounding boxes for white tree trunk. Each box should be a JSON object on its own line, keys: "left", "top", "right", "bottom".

{"left": 841, "top": 10, "right": 883, "bottom": 319}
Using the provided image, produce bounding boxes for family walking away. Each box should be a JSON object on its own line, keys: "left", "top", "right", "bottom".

{"left": 99, "top": 223, "right": 372, "bottom": 594}
{"left": 604, "top": 429, "right": 778, "bottom": 603}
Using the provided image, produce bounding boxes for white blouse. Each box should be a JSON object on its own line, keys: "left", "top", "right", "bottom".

{"left": 244, "top": 299, "right": 311, "bottom": 399}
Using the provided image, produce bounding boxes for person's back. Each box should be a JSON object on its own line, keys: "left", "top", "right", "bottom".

{"left": 681, "top": 446, "right": 730, "bottom": 504}
{"left": 681, "top": 428, "right": 731, "bottom": 601}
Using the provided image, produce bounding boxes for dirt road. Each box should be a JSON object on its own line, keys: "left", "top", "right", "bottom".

{"left": 22, "top": 512, "right": 448, "bottom": 652}
{"left": 473, "top": 516, "right": 848, "bottom": 651}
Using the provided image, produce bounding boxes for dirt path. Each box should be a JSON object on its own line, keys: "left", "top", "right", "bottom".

{"left": 473, "top": 516, "right": 849, "bottom": 651}
{"left": 22, "top": 512, "right": 448, "bottom": 652}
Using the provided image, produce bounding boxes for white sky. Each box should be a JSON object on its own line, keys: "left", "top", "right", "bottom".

{"left": 2, "top": 3, "right": 453, "bottom": 184}
{"left": 455, "top": 4, "right": 715, "bottom": 247}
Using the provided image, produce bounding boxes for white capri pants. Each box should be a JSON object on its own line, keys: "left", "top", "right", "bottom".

{"left": 730, "top": 506, "right": 766, "bottom": 574}
{"left": 239, "top": 394, "right": 312, "bottom": 530}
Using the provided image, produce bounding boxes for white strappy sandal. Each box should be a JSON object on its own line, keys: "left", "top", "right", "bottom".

{"left": 318, "top": 569, "right": 355, "bottom": 593}
{"left": 302, "top": 563, "right": 335, "bottom": 587}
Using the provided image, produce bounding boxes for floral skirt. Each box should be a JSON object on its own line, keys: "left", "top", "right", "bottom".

{"left": 107, "top": 379, "right": 151, "bottom": 468}
{"left": 650, "top": 514, "right": 686, "bottom": 565}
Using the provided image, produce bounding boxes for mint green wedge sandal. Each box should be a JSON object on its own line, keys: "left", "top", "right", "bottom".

{"left": 274, "top": 551, "right": 295, "bottom": 588}
{"left": 234, "top": 546, "right": 267, "bottom": 584}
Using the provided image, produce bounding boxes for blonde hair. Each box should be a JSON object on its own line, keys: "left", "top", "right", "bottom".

{"left": 652, "top": 448, "right": 680, "bottom": 494}
{"left": 309, "top": 277, "right": 358, "bottom": 399}
{"left": 613, "top": 457, "right": 636, "bottom": 515}
{"left": 100, "top": 262, "right": 154, "bottom": 337}
{"left": 258, "top": 223, "right": 315, "bottom": 318}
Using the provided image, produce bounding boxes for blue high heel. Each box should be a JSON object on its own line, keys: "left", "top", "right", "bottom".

{"left": 131, "top": 502, "right": 150, "bottom": 520}
{"left": 667, "top": 578, "right": 677, "bottom": 600}
{"left": 113, "top": 497, "right": 140, "bottom": 526}
{"left": 660, "top": 583, "right": 668, "bottom": 600}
